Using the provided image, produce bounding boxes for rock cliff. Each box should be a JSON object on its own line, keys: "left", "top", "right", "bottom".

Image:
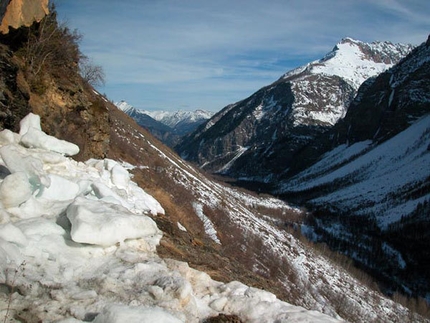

{"left": 0, "top": 4, "right": 110, "bottom": 160}
{"left": 0, "top": 0, "right": 49, "bottom": 34}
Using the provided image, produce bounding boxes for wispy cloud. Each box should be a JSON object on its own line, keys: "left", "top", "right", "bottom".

{"left": 56, "top": 0, "right": 430, "bottom": 111}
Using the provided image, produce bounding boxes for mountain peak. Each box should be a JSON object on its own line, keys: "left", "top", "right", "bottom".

{"left": 311, "top": 37, "right": 414, "bottom": 89}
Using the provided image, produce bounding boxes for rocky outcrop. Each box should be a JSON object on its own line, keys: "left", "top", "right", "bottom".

{"left": 0, "top": 0, "right": 49, "bottom": 34}
{"left": 0, "top": 6, "right": 111, "bottom": 161}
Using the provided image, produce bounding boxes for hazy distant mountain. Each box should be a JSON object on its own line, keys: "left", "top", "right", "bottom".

{"left": 115, "top": 101, "right": 214, "bottom": 146}
{"left": 144, "top": 109, "right": 215, "bottom": 135}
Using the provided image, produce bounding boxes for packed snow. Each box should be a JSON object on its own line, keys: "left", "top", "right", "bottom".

{"left": 192, "top": 202, "right": 221, "bottom": 244}
{"left": 0, "top": 113, "right": 344, "bottom": 322}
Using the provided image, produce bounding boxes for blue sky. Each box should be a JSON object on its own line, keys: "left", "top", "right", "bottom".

{"left": 55, "top": 0, "right": 429, "bottom": 112}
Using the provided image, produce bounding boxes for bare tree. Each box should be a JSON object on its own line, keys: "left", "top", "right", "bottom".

{"left": 79, "top": 56, "right": 105, "bottom": 87}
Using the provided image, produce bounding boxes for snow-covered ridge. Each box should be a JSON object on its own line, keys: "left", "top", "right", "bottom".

{"left": 282, "top": 37, "right": 414, "bottom": 90}
{"left": 0, "top": 113, "right": 343, "bottom": 322}
{"left": 144, "top": 109, "right": 215, "bottom": 128}
{"left": 115, "top": 100, "right": 214, "bottom": 128}
{"left": 115, "top": 100, "right": 134, "bottom": 114}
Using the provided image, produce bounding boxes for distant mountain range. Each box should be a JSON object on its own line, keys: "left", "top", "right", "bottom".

{"left": 115, "top": 101, "right": 214, "bottom": 146}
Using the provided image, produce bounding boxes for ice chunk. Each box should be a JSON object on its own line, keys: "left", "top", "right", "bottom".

{"left": 93, "top": 305, "right": 183, "bottom": 323}
{"left": 127, "top": 182, "right": 165, "bottom": 215}
{"left": 15, "top": 217, "right": 66, "bottom": 238}
{"left": 19, "top": 112, "right": 42, "bottom": 136}
{"left": 0, "top": 129, "right": 20, "bottom": 145}
{"left": 20, "top": 127, "right": 80, "bottom": 156}
{"left": 0, "top": 144, "right": 50, "bottom": 189}
{"left": 66, "top": 197, "right": 162, "bottom": 246}
{"left": 0, "top": 172, "right": 33, "bottom": 208}
{"left": 111, "top": 164, "right": 130, "bottom": 190}
{"left": 0, "top": 238, "right": 24, "bottom": 265}
{"left": 91, "top": 182, "right": 131, "bottom": 209}
{"left": 38, "top": 174, "right": 79, "bottom": 201}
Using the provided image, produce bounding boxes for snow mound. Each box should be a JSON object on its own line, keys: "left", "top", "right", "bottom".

{"left": 67, "top": 197, "right": 161, "bottom": 246}
{"left": 0, "top": 113, "right": 342, "bottom": 322}
{"left": 19, "top": 113, "right": 80, "bottom": 156}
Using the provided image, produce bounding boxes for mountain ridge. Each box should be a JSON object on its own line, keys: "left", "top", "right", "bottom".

{"left": 176, "top": 37, "right": 413, "bottom": 180}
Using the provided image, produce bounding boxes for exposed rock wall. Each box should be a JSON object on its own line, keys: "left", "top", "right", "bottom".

{"left": 0, "top": 0, "right": 49, "bottom": 34}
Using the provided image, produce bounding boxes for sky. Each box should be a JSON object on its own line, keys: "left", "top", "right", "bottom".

{"left": 55, "top": 0, "right": 430, "bottom": 112}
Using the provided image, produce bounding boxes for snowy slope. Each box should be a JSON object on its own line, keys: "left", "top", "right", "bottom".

{"left": 111, "top": 115, "right": 423, "bottom": 321}
{"left": 115, "top": 100, "right": 134, "bottom": 114}
{"left": 0, "top": 113, "right": 347, "bottom": 323}
{"left": 278, "top": 114, "right": 430, "bottom": 228}
{"left": 276, "top": 114, "right": 430, "bottom": 299}
{"left": 283, "top": 37, "right": 413, "bottom": 126}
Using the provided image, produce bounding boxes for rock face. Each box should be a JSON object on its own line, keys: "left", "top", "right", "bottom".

{"left": 335, "top": 40, "right": 430, "bottom": 145}
{"left": 0, "top": 5, "right": 111, "bottom": 161}
{"left": 177, "top": 38, "right": 413, "bottom": 182}
{"left": 0, "top": 0, "right": 49, "bottom": 34}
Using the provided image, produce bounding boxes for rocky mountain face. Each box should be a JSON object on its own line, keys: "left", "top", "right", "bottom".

{"left": 335, "top": 36, "right": 430, "bottom": 145}
{"left": 287, "top": 36, "right": 430, "bottom": 176}
{"left": 116, "top": 100, "right": 214, "bottom": 147}
{"left": 177, "top": 38, "right": 413, "bottom": 181}
{"left": 0, "top": 0, "right": 49, "bottom": 34}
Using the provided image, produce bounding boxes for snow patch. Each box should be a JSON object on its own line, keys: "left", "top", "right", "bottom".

{"left": 192, "top": 202, "right": 221, "bottom": 244}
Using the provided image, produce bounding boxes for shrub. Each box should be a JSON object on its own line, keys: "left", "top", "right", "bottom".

{"left": 16, "top": 4, "right": 104, "bottom": 90}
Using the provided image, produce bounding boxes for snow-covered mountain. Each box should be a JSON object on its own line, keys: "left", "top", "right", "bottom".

{"left": 275, "top": 38, "right": 430, "bottom": 299}
{"left": 176, "top": 38, "right": 413, "bottom": 179}
{"left": 144, "top": 109, "right": 215, "bottom": 131}
{"left": 115, "top": 101, "right": 214, "bottom": 146}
